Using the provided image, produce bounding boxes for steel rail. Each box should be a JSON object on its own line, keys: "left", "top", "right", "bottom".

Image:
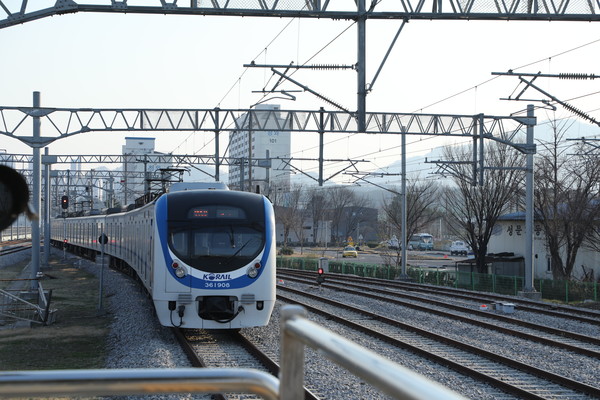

{"left": 0, "top": 244, "right": 32, "bottom": 257}
{"left": 278, "top": 271, "right": 600, "bottom": 356}
{"left": 234, "top": 332, "right": 321, "bottom": 400}
{"left": 357, "top": 271, "right": 600, "bottom": 323}
{"left": 173, "top": 328, "right": 320, "bottom": 400}
{"left": 171, "top": 328, "right": 228, "bottom": 400}
{"left": 276, "top": 288, "right": 600, "bottom": 399}
{"left": 281, "top": 268, "right": 600, "bottom": 323}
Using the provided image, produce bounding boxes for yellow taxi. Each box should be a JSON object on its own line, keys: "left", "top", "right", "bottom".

{"left": 342, "top": 246, "right": 358, "bottom": 258}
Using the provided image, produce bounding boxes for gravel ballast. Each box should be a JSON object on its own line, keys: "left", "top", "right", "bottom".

{"left": 77, "top": 253, "right": 599, "bottom": 400}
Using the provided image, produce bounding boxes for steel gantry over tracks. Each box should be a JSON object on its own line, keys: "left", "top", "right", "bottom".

{"left": 0, "top": 102, "right": 535, "bottom": 186}
{"left": 0, "top": 104, "right": 534, "bottom": 183}
{"left": 0, "top": 105, "right": 531, "bottom": 147}
{"left": 2, "top": 0, "right": 598, "bottom": 132}
{"left": 1, "top": 0, "right": 599, "bottom": 28}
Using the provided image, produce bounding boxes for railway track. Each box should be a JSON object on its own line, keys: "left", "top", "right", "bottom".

{"left": 0, "top": 242, "right": 31, "bottom": 258}
{"left": 281, "top": 269, "right": 600, "bottom": 325}
{"left": 276, "top": 284, "right": 600, "bottom": 400}
{"left": 172, "top": 327, "right": 320, "bottom": 400}
{"left": 277, "top": 270, "right": 600, "bottom": 359}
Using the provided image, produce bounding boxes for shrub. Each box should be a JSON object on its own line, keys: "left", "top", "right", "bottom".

{"left": 278, "top": 247, "right": 294, "bottom": 256}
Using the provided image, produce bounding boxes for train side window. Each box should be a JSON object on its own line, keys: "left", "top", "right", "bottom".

{"left": 171, "top": 231, "right": 188, "bottom": 256}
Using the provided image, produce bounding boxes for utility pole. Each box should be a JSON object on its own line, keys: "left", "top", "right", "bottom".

{"left": 319, "top": 107, "right": 325, "bottom": 186}
{"left": 123, "top": 154, "right": 128, "bottom": 206}
{"left": 89, "top": 169, "right": 95, "bottom": 211}
{"left": 521, "top": 104, "right": 539, "bottom": 298}
{"left": 43, "top": 147, "right": 51, "bottom": 267}
{"left": 239, "top": 158, "right": 245, "bottom": 191}
{"left": 400, "top": 125, "right": 408, "bottom": 279}
{"left": 265, "top": 149, "right": 271, "bottom": 195}
{"left": 248, "top": 113, "right": 253, "bottom": 192}
{"left": 214, "top": 108, "right": 221, "bottom": 182}
{"left": 30, "top": 91, "right": 41, "bottom": 290}
{"left": 357, "top": 0, "right": 366, "bottom": 132}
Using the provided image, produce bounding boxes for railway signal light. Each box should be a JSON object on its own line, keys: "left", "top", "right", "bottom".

{"left": 61, "top": 195, "right": 69, "bottom": 209}
{"left": 316, "top": 267, "right": 325, "bottom": 285}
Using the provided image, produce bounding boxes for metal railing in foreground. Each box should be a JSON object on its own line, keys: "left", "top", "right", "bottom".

{"left": 0, "top": 281, "right": 55, "bottom": 327}
{"left": 0, "top": 305, "right": 467, "bottom": 400}
{"left": 0, "top": 368, "right": 280, "bottom": 399}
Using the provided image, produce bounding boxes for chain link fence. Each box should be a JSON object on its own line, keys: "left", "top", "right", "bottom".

{"left": 277, "top": 257, "right": 598, "bottom": 303}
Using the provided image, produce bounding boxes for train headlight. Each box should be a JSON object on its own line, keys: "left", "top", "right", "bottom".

{"left": 247, "top": 266, "right": 258, "bottom": 279}
{"left": 175, "top": 267, "right": 187, "bottom": 278}
{"left": 172, "top": 260, "right": 187, "bottom": 279}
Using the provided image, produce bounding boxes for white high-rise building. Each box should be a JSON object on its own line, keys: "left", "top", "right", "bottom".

{"left": 121, "top": 137, "right": 172, "bottom": 206}
{"left": 228, "top": 104, "right": 291, "bottom": 194}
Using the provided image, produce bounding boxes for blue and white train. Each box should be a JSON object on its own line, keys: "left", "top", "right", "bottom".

{"left": 51, "top": 186, "right": 276, "bottom": 329}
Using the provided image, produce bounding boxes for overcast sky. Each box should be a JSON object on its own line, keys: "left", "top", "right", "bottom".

{"left": 1, "top": 11, "right": 599, "bottom": 182}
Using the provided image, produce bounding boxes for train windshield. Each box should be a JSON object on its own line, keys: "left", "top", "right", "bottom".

{"left": 167, "top": 204, "right": 265, "bottom": 273}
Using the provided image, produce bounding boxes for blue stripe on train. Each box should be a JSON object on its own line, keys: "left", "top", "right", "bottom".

{"left": 156, "top": 194, "right": 271, "bottom": 290}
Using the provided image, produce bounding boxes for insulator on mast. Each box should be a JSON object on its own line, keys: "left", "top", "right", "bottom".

{"left": 559, "top": 73, "right": 598, "bottom": 80}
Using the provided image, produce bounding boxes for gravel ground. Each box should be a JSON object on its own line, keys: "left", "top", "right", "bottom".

{"left": 244, "top": 285, "right": 517, "bottom": 400}
{"left": 75, "top": 252, "right": 599, "bottom": 400}
{"left": 270, "top": 279, "right": 599, "bottom": 399}
{"left": 74, "top": 253, "right": 198, "bottom": 400}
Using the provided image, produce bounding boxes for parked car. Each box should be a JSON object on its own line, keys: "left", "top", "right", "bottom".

{"left": 450, "top": 240, "right": 469, "bottom": 256}
{"left": 342, "top": 246, "right": 358, "bottom": 258}
{"left": 381, "top": 236, "right": 413, "bottom": 251}
{"left": 408, "top": 233, "right": 434, "bottom": 251}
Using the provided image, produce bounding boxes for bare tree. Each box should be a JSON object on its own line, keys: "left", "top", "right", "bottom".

{"left": 342, "top": 194, "right": 372, "bottom": 245}
{"left": 379, "top": 179, "right": 440, "bottom": 268}
{"left": 326, "top": 186, "right": 356, "bottom": 245}
{"left": 272, "top": 184, "right": 305, "bottom": 246}
{"left": 306, "top": 187, "right": 331, "bottom": 245}
{"left": 443, "top": 142, "right": 525, "bottom": 273}
{"left": 382, "top": 178, "right": 440, "bottom": 245}
{"left": 534, "top": 119, "right": 600, "bottom": 279}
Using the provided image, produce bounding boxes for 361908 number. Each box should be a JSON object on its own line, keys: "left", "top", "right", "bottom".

{"left": 204, "top": 282, "right": 231, "bottom": 288}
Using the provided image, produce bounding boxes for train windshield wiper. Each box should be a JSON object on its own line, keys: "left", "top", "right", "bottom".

{"left": 226, "top": 238, "right": 259, "bottom": 260}
{"left": 229, "top": 225, "right": 235, "bottom": 248}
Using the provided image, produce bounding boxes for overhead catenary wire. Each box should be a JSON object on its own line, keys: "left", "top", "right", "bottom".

{"left": 176, "top": 26, "right": 600, "bottom": 184}
{"left": 215, "top": 17, "right": 302, "bottom": 109}
{"left": 415, "top": 37, "right": 600, "bottom": 113}
{"left": 283, "top": 37, "right": 600, "bottom": 166}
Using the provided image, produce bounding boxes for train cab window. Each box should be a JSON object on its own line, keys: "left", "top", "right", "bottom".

{"left": 193, "top": 232, "right": 210, "bottom": 256}
{"left": 171, "top": 231, "right": 188, "bottom": 255}
{"left": 167, "top": 201, "right": 265, "bottom": 273}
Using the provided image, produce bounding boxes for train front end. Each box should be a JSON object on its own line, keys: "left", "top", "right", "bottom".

{"left": 153, "top": 190, "right": 276, "bottom": 329}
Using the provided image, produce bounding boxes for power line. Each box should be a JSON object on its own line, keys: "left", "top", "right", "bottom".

{"left": 415, "top": 37, "right": 600, "bottom": 113}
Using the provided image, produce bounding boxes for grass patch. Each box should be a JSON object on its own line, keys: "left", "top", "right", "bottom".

{"left": 0, "top": 260, "right": 28, "bottom": 290}
{"left": 0, "top": 255, "right": 110, "bottom": 371}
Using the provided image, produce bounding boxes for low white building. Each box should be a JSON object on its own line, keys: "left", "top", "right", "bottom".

{"left": 488, "top": 212, "right": 600, "bottom": 280}
{"left": 275, "top": 219, "right": 332, "bottom": 246}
